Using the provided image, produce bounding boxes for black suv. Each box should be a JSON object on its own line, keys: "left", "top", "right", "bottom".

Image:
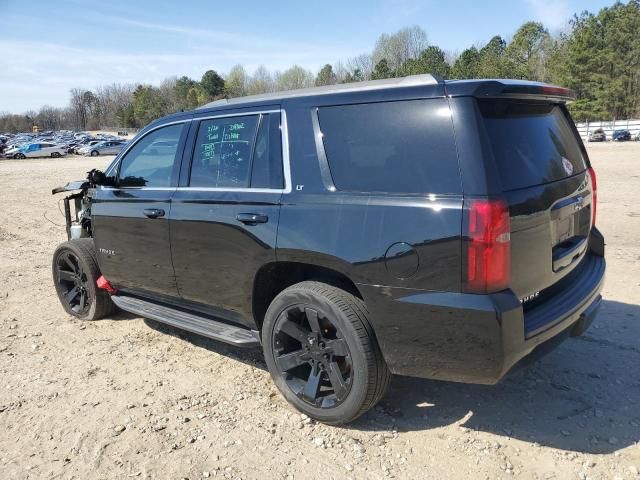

{"left": 51, "top": 75, "right": 605, "bottom": 424}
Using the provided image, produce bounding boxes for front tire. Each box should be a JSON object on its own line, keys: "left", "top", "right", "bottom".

{"left": 52, "top": 239, "right": 116, "bottom": 320}
{"left": 262, "top": 281, "right": 390, "bottom": 424}
{"left": 14, "top": 153, "right": 25, "bottom": 159}
{"left": 90, "top": 150, "right": 99, "bottom": 156}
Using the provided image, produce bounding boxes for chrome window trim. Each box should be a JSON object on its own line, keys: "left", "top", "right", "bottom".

{"left": 311, "top": 108, "right": 337, "bottom": 192}
{"left": 99, "top": 187, "right": 177, "bottom": 191}
{"left": 280, "top": 109, "right": 292, "bottom": 194}
{"left": 175, "top": 187, "right": 283, "bottom": 194}
{"left": 102, "top": 108, "right": 292, "bottom": 194}
{"left": 104, "top": 118, "right": 192, "bottom": 177}
{"left": 196, "top": 109, "right": 280, "bottom": 121}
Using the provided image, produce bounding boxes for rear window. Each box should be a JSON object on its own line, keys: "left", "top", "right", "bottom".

{"left": 479, "top": 101, "right": 586, "bottom": 191}
{"left": 317, "top": 99, "right": 461, "bottom": 194}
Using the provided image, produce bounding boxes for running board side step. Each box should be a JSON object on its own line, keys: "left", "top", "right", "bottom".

{"left": 111, "top": 295, "right": 261, "bottom": 347}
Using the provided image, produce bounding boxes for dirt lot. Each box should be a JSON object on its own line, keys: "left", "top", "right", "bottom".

{"left": 0, "top": 144, "right": 639, "bottom": 480}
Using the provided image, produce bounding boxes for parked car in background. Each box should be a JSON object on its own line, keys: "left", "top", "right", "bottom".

{"left": 85, "top": 140, "right": 127, "bottom": 156}
{"left": 67, "top": 138, "right": 99, "bottom": 154}
{"left": 612, "top": 129, "right": 631, "bottom": 141}
{"left": 65, "top": 142, "right": 84, "bottom": 154}
{"left": 6, "top": 142, "right": 67, "bottom": 159}
{"left": 588, "top": 129, "right": 606, "bottom": 142}
{"left": 76, "top": 140, "right": 104, "bottom": 155}
{"left": 0, "top": 130, "right": 130, "bottom": 158}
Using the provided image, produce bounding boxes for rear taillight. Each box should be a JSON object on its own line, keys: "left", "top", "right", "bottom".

{"left": 464, "top": 199, "right": 511, "bottom": 293}
{"left": 588, "top": 166, "right": 597, "bottom": 226}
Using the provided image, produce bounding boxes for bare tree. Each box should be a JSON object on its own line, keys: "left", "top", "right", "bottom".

{"left": 158, "top": 77, "right": 180, "bottom": 113}
{"left": 274, "top": 65, "right": 314, "bottom": 91}
{"left": 332, "top": 60, "right": 349, "bottom": 83}
{"left": 225, "top": 65, "right": 249, "bottom": 97}
{"left": 346, "top": 54, "right": 374, "bottom": 80}
{"left": 69, "top": 88, "right": 86, "bottom": 129}
{"left": 372, "top": 26, "right": 428, "bottom": 71}
{"left": 94, "top": 83, "right": 137, "bottom": 127}
{"left": 444, "top": 49, "right": 459, "bottom": 67}
{"left": 247, "top": 66, "right": 275, "bottom": 95}
{"left": 36, "top": 105, "right": 64, "bottom": 130}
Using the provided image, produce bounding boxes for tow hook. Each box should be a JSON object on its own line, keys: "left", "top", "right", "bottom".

{"left": 96, "top": 275, "right": 117, "bottom": 295}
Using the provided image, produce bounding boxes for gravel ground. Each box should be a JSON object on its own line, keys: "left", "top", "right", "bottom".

{"left": 0, "top": 144, "right": 639, "bottom": 480}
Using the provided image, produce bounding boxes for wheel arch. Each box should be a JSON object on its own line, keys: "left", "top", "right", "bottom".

{"left": 252, "top": 260, "right": 363, "bottom": 332}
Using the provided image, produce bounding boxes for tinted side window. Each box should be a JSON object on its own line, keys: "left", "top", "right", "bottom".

{"left": 317, "top": 99, "right": 460, "bottom": 194}
{"left": 190, "top": 116, "right": 258, "bottom": 188}
{"left": 251, "top": 114, "right": 284, "bottom": 189}
{"left": 118, "top": 123, "right": 184, "bottom": 188}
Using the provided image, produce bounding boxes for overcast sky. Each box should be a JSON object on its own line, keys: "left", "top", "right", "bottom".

{"left": 0, "top": 0, "right": 619, "bottom": 113}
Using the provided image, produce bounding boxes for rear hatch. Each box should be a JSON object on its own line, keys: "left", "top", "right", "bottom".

{"left": 478, "top": 100, "right": 595, "bottom": 305}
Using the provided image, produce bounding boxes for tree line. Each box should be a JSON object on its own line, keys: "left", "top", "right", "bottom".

{"left": 1, "top": 0, "right": 638, "bottom": 133}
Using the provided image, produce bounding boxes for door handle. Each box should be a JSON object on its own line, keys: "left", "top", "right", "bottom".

{"left": 143, "top": 208, "right": 165, "bottom": 219}
{"left": 236, "top": 213, "right": 268, "bottom": 224}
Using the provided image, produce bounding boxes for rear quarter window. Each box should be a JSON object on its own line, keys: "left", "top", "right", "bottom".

{"left": 317, "top": 99, "right": 461, "bottom": 194}
{"left": 479, "top": 101, "right": 587, "bottom": 191}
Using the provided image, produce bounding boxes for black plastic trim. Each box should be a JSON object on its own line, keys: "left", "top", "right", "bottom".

{"left": 524, "top": 253, "right": 605, "bottom": 338}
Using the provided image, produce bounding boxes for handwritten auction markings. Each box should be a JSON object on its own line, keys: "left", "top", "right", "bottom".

{"left": 201, "top": 121, "right": 250, "bottom": 160}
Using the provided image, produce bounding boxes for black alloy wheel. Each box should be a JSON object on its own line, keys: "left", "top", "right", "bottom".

{"left": 272, "top": 304, "right": 353, "bottom": 408}
{"left": 55, "top": 251, "right": 91, "bottom": 315}
{"left": 263, "top": 281, "right": 390, "bottom": 424}
{"left": 52, "top": 239, "right": 116, "bottom": 320}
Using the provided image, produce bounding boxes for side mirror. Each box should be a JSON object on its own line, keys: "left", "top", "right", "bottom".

{"left": 86, "top": 169, "right": 116, "bottom": 187}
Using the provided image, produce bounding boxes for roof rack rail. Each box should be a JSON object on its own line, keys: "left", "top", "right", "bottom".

{"left": 198, "top": 74, "right": 443, "bottom": 109}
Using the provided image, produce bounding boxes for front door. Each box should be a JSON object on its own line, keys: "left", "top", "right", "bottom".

{"left": 170, "top": 110, "right": 286, "bottom": 326}
{"left": 92, "top": 120, "right": 190, "bottom": 298}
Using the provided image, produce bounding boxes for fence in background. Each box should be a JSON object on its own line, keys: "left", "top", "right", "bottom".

{"left": 99, "top": 127, "right": 139, "bottom": 136}
{"left": 575, "top": 119, "right": 640, "bottom": 140}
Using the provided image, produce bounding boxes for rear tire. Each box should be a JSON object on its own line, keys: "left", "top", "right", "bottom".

{"left": 51, "top": 152, "right": 61, "bottom": 158}
{"left": 262, "top": 281, "right": 390, "bottom": 424}
{"left": 52, "top": 239, "right": 116, "bottom": 320}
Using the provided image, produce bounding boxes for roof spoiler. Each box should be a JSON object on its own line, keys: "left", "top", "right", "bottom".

{"left": 445, "top": 80, "right": 576, "bottom": 102}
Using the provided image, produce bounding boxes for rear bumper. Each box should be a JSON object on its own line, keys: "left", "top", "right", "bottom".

{"left": 358, "top": 252, "right": 605, "bottom": 384}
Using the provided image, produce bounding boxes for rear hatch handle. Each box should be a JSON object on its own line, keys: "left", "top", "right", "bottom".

{"left": 552, "top": 235, "right": 588, "bottom": 272}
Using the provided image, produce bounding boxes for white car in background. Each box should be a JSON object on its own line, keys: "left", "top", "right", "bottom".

{"left": 82, "top": 140, "right": 127, "bottom": 156}
{"left": 7, "top": 142, "right": 67, "bottom": 159}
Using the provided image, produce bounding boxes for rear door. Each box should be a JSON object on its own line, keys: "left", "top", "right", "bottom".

{"left": 169, "top": 108, "right": 286, "bottom": 327}
{"left": 478, "top": 100, "right": 594, "bottom": 301}
{"left": 40, "top": 143, "right": 52, "bottom": 156}
{"left": 25, "top": 143, "right": 41, "bottom": 157}
{"left": 92, "top": 120, "right": 190, "bottom": 297}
